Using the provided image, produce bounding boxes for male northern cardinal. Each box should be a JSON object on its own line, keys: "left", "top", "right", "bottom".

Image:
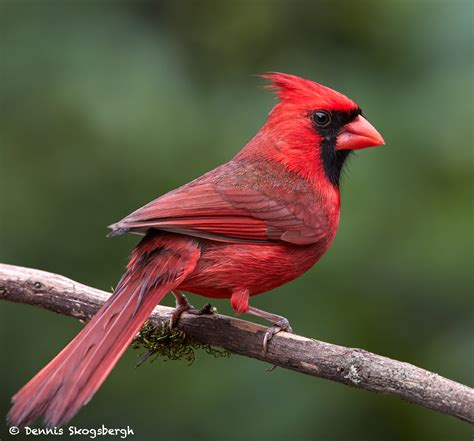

{"left": 8, "top": 73, "right": 384, "bottom": 427}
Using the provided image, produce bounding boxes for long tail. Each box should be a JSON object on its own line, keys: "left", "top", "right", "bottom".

{"left": 8, "top": 233, "right": 200, "bottom": 427}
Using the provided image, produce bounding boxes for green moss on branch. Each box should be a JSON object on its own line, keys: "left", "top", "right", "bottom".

{"left": 133, "top": 320, "right": 230, "bottom": 366}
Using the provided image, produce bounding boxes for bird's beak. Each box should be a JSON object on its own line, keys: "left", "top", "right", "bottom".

{"left": 336, "top": 115, "right": 385, "bottom": 150}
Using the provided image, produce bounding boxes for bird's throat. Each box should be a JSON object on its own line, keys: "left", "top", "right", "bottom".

{"left": 320, "top": 138, "right": 352, "bottom": 187}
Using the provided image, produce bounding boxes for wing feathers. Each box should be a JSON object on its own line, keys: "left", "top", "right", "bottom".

{"left": 109, "top": 183, "right": 327, "bottom": 245}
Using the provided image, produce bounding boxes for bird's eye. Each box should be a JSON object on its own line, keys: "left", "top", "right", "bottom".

{"left": 311, "top": 111, "right": 332, "bottom": 128}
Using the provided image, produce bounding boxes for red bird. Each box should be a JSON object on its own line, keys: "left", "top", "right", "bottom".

{"left": 8, "top": 73, "right": 384, "bottom": 427}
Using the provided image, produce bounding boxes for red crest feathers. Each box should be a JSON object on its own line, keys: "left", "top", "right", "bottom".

{"left": 260, "top": 72, "right": 358, "bottom": 112}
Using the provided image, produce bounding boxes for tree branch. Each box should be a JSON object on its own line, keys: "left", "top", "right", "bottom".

{"left": 0, "top": 263, "right": 472, "bottom": 424}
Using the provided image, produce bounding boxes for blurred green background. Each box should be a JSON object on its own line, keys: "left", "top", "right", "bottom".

{"left": 1, "top": 1, "right": 473, "bottom": 440}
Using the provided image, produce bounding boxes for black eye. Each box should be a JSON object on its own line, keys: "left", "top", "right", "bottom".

{"left": 311, "top": 111, "right": 332, "bottom": 128}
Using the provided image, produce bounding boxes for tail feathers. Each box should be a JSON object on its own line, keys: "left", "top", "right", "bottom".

{"left": 8, "top": 234, "right": 200, "bottom": 427}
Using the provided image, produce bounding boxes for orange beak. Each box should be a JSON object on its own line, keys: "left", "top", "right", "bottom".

{"left": 336, "top": 115, "right": 385, "bottom": 150}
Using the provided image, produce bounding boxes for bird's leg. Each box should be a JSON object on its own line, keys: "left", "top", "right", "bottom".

{"left": 169, "top": 290, "right": 191, "bottom": 328}
{"left": 230, "top": 290, "right": 293, "bottom": 353}
{"left": 247, "top": 306, "right": 294, "bottom": 354}
{"left": 169, "top": 290, "right": 214, "bottom": 328}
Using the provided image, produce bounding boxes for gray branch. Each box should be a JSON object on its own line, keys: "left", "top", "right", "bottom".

{"left": 0, "top": 263, "right": 472, "bottom": 424}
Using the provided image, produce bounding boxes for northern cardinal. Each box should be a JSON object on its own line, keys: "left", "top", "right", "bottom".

{"left": 8, "top": 73, "right": 384, "bottom": 427}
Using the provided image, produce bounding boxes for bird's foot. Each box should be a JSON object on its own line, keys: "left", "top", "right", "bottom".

{"left": 170, "top": 291, "right": 214, "bottom": 329}
{"left": 169, "top": 302, "right": 191, "bottom": 329}
{"left": 187, "top": 302, "right": 214, "bottom": 316}
{"left": 263, "top": 318, "right": 293, "bottom": 354}
{"left": 246, "top": 306, "right": 294, "bottom": 354}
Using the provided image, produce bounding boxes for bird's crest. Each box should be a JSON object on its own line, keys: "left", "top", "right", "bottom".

{"left": 260, "top": 72, "right": 358, "bottom": 112}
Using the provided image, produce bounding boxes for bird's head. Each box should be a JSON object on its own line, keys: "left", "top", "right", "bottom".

{"left": 252, "top": 73, "right": 385, "bottom": 186}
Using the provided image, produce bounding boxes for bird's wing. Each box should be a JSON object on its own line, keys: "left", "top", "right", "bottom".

{"left": 108, "top": 183, "right": 327, "bottom": 245}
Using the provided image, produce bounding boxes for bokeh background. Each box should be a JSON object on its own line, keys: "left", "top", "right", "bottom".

{"left": 1, "top": 1, "right": 473, "bottom": 440}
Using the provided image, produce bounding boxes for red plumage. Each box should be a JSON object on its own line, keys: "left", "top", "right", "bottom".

{"left": 9, "top": 234, "right": 201, "bottom": 427}
{"left": 8, "top": 73, "right": 384, "bottom": 426}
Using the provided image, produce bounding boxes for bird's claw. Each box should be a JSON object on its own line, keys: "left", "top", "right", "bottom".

{"left": 169, "top": 302, "right": 191, "bottom": 329}
{"left": 169, "top": 302, "right": 214, "bottom": 329}
{"left": 263, "top": 318, "right": 293, "bottom": 354}
{"left": 187, "top": 302, "right": 214, "bottom": 316}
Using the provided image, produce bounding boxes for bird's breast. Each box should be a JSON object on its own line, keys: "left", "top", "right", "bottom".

{"left": 180, "top": 236, "right": 334, "bottom": 299}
